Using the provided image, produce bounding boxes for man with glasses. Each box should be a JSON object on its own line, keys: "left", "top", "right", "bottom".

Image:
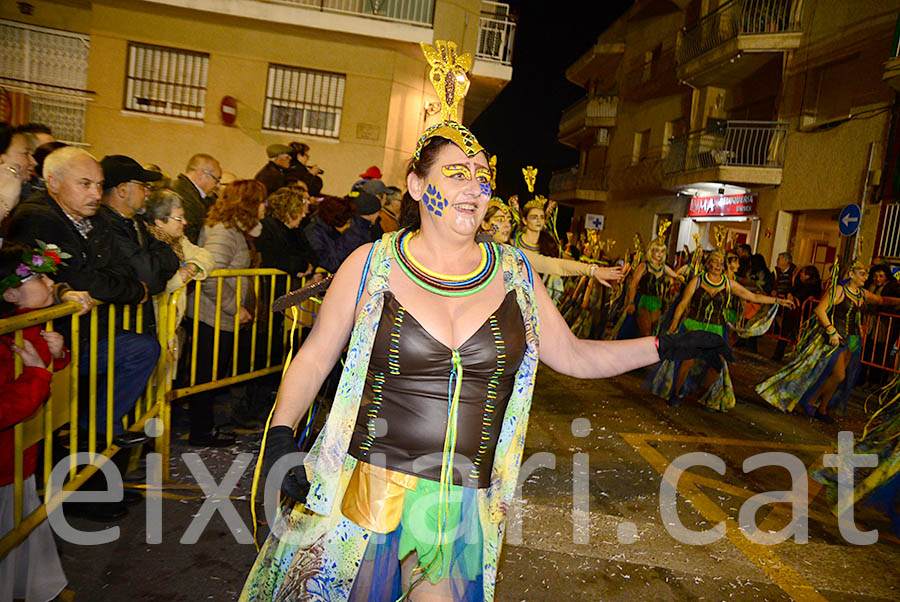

{"left": 169, "top": 152, "right": 222, "bottom": 243}
{"left": 99, "top": 155, "right": 180, "bottom": 331}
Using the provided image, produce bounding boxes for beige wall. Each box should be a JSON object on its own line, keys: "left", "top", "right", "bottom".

{"left": 6, "top": 0, "right": 488, "bottom": 195}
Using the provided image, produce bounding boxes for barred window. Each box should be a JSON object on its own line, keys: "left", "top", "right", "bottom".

{"left": 264, "top": 64, "right": 345, "bottom": 139}
{"left": 877, "top": 203, "right": 900, "bottom": 260}
{"left": 0, "top": 20, "right": 90, "bottom": 143}
{"left": 125, "top": 42, "right": 209, "bottom": 119}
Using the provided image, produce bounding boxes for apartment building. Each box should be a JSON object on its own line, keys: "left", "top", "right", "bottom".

{"left": 553, "top": 0, "right": 897, "bottom": 272}
{"left": 0, "top": 0, "right": 516, "bottom": 193}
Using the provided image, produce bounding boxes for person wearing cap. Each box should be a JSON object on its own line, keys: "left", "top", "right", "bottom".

{"left": 285, "top": 141, "right": 323, "bottom": 196}
{"left": 359, "top": 165, "right": 382, "bottom": 180}
{"left": 255, "top": 143, "right": 292, "bottom": 196}
{"left": 168, "top": 153, "right": 222, "bottom": 244}
{"left": 99, "top": 154, "right": 180, "bottom": 330}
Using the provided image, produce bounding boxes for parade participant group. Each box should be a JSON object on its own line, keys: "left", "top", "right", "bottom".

{"left": 236, "top": 41, "right": 900, "bottom": 601}
{"left": 3, "top": 37, "right": 900, "bottom": 602}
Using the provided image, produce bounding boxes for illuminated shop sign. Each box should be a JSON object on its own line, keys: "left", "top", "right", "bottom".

{"left": 687, "top": 193, "right": 757, "bottom": 217}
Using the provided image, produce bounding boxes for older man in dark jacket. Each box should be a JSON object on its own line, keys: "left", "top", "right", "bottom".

{"left": 5, "top": 147, "right": 159, "bottom": 449}
{"left": 99, "top": 154, "right": 180, "bottom": 331}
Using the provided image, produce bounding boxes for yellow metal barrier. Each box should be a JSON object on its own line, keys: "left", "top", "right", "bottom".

{"left": 0, "top": 266, "right": 297, "bottom": 558}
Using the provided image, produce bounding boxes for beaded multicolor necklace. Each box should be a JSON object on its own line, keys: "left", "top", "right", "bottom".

{"left": 515, "top": 231, "right": 539, "bottom": 252}
{"left": 392, "top": 228, "right": 498, "bottom": 297}
{"left": 844, "top": 285, "right": 864, "bottom": 305}
{"left": 701, "top": 271, "right": 727, "bottom": 293}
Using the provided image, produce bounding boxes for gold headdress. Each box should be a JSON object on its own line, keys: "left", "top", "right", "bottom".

{"left": 712, "top": 225, "right": 728, "bottom": 250}
{"left": 489, "top": 155, "right": 498, "bottom": 190}
{"left": 412, "top": 41, "right": 485, "bottom": 168}
{"left": 488, "top": 196, "right": 508, "bottom": 214}
{"left": 647, "top": 218, "right": 671, "bottom": 252}
{"left": 521, "top": 166, "right": 547, "bottom": 214}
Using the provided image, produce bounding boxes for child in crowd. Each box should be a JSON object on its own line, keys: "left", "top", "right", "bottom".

{"left": 0, "top": 241, "right": 91, "bottom": 602}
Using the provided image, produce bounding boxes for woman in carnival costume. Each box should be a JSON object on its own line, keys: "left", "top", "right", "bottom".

{"left": 648, "top": 244, "right": 793, "bottom": 411}
{"left": 240, "top": 40, "right": 727, "bottom": 602}
{"left": 623, "top": 219, "right": 684, "bottom": 337}
{"left": 482, "top": 194, "right": 620, "bottom": 285}
{"left": 757, "top": 260, "right": 900, "bottom": 423}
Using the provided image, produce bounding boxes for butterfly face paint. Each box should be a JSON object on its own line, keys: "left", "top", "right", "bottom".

{"left": 422, "top": 183, "right": 447, "bottom": 217}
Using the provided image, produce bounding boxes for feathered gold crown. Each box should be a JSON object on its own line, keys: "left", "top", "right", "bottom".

{"left": 520, "top": 166, "right": 547, "bottom": 213}
{"left": 648, "top": 219, "right": 671, "bottom": 251}
{"left": 713, "top": 225, "right": 728, "bottom": 250}
{"left": 412, "top": 41, "right": 485, "bottom": 168}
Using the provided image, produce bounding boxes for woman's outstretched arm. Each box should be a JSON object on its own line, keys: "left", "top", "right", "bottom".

{"left": 535, "top": 275, "right": 660, "bottom": 379}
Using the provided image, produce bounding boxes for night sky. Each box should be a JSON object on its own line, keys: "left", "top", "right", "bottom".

{"left": 472, "top": 0, "right": 631, "bottom": 200}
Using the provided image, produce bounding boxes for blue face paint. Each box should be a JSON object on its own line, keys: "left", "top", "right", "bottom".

{"left": 422, "top": 184, "right": 446, "bottom": 217}
{"left": 479, "top": 181, "right": 491, "bottom": 197}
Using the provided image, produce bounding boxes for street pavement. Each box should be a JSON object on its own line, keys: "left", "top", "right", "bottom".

{"left": 55, "top": 340, "right": 900, "bottom": 601}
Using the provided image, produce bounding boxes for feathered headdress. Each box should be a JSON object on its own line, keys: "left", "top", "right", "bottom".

{"left": 412, "top": 41, "right": 486, "bottom": 169}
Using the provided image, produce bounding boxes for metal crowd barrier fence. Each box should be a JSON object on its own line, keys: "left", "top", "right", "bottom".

{"left": 860, "top": 311, "right": 900, "bottom": 375}
{"left": 0, "top": 267, "right": 297, "bottom": 559}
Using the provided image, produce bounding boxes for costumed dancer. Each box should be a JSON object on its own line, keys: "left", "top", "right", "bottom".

{"left": 810, "top": 373, "right": 900, "bottom": 537}
{"left": 510, "top": 167, "right": 568, "bottom": 302}
{"left": 240, "top": 40, "right": 728, "bottom": 602}
{"left": 623, "top": 219, "right": 684, "bottom": 337}
{"left": 757, "top": 260, "right": 900, "bottom": 423}
{"left": 481, "top": 197, "right": 620, "bottom": 285}
{"left": 647, "top": 237, "right": 794, "bottom": 411}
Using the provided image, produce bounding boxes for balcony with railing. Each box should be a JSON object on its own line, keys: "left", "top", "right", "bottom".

{"left": 884, "top": 12, "right": 900, "bottom": 92}
{"left": 558, "top": 95, "right": 617, "bottom": 149}
{"left": 476, "top": 1, "right": 516, "bottom": 66}
{"left": 549, "top": 167, "right": 609, "bottom": 204}
{"left": 141, "top": 0, "right": 435, "bottom": 44}
{"left": 663, "top": 120, "right": 788, "bottom": 188}
{"left": 677, "top": 0, "right": 802, "bottom": 86}
{"left": 466, "top": 1, "right": 516, "bottom": 123}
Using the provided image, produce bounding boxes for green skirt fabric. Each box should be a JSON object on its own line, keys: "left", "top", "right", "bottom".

{"left": 397, "top": 478, "right": 483, "bottom": 584}
{"left": 683, "top": 318, "right": 725, "bottom": 338}
{"left": 637, "top": 294, "right": 663, "bottom": 313}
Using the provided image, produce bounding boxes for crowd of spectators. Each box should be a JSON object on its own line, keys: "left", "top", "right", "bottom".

{"left": 0, "top": 121, "right": 402, "bottom": 532}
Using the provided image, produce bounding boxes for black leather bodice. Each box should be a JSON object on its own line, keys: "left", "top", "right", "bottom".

{"left": 832, "top": 289, "right": 864, "bottom": 338}
{"left": 348, "top": 290, "right": 526, "bottom": 488}
{"left": 686, "top": 280, "right": 729, "bottom": 327}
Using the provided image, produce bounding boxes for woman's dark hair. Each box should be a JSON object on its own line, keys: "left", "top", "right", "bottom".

{"left": 401, "top": 137, "right": 457, "bottom": 230}
{"left": 749, "top": 253, "right": 768, "bottom": 274}
{"left": 399, "top": 191, "right": 419, "bottom": 229}
{"left": 801, "top": 265, "right": 821, "bottom": 285}
{"left": 0, "top": 122, "right": 15, "bottom": 155}
{"left": 538, "top": 230, "right": 559, "bottom": 258}
{"left": 866, "top": 263, "right": 891, "bottom": 289}
{"left": 316, "top": 195, "right": 355, "bottom": 229}
{"left": 34, "top": 141, "right": 68, "bottom": 177}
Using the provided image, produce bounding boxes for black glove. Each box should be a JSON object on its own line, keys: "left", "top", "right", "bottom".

{"left": 262, "top": 426, "right": 310, "bottom": 503}
{"left": 657, "top": 331, "right": 734, "bottom": 365}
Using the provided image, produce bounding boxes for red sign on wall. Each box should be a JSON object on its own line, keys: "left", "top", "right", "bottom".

{"left": 687, "top": 193, "right": 757, "bottom": 217}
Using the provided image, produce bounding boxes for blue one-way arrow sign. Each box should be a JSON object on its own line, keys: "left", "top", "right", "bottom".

{"left": 839, "top": 204, "right": 861, "bottom": 236}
